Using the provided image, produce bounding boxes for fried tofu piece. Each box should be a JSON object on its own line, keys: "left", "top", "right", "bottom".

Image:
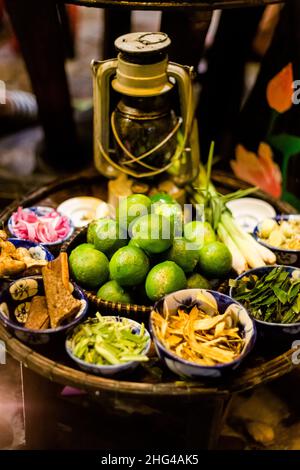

{"left": 42, "top": 254, "right": 81, "bottom": 328}
{"left": 0, "top": 258, "right": 26, "bottom": 277}
{"left": 25, "top": 296, "right": 49, "bottom": 330}
{"left": 0, "top": 240, "right": 16, "bottom": 257}
{"left": 13, "top": 247, "right": 47, "bottom": 270}
{"left": 60, "top": 252, "right": 71, "bottom": 292}
{"left": 13, "top": 247, "right": 30, "bottom": 260}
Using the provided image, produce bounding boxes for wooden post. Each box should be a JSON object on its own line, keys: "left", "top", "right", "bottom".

{"left": 160, "top": 10, "right": 212, "bottom": 70}
{"left": 103, "top": 9, "right": 131, "bottom": 59}
{"left": 4, "top": 0, "right": 80, "bottom": 170}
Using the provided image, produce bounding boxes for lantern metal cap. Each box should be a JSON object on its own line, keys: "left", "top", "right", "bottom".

{"left": 115, "top": 32, "right": 171, "bottom": 56}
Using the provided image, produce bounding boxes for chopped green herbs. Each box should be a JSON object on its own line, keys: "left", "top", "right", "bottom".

{"left": 233, "top": 267, "right": 300, "bottom": 324}
{"left": 68, "top": 313, "right": 149, "bottom": 365}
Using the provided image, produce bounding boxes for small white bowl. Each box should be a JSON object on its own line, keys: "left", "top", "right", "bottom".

{"left": 57, "top": 197, "right": 114, "bottom": 228}
{"left": 226, "top": 198, "right": 276, "bottom": 233}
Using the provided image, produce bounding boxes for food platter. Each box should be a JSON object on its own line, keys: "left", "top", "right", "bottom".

{"left": 0, "top": 169, "right": 298, "bottom": 400}
{"left": 2, "top": 169, "right": 300, "bottom": 450}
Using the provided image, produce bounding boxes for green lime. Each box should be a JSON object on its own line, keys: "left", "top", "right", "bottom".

{"left": 97, "top": 280, "right": 132, "bottom": 303}
{"left": 128, "top": 238, "right": 164, "bottom": 266}
{"left": 145, "top": 261, "right": 187, "bottom": 302}
{"left": 87, "top": 220, "right": 96, "bottom": 244}
{"left": 198, "top": 241, "right": 232, "bottom": 278}
{"left": 128, "top": 238, "right": 164, "bottom": 265}
{"left": 152, "top": 202, "right": 183, "bottom": 238}
{"left": 131, "top": 213, "right": 172, "bottom": 254}
{"left": 117, "top": 194, "right": 151, "bottom": 229}
{"left": 186, "top": 272, "right": 211, "bottom": 289}
{"left": 109, "top": 245, "right": 150, "bottom": 286}
{"left": 150, "top": 193, "right": 175, "bottom": 205}
{"left": 184, "top": 221, "right": 216, "bottom": 248}
{"left": 87, "top": 218, "right": 107, "bottom": 244}
{"left": 69, "top": 247, "right": 109, "bottom": 289}
{"left": 71, "top": 243, "right": 95, "bottom": 253}
{"left": 128, "top": 238, "right": 141, "bottom": 249}
{"left": 92, "top": 218, "right": 127, "bottom": 257}
{"left": 166, "top": 237, "right": 198, "bottom": 273}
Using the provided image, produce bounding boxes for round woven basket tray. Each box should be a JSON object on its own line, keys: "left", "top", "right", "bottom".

{"left": 0, "top": 170, "right": 298, "bottom": 400}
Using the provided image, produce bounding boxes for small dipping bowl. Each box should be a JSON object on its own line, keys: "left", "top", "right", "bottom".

{"left": 253, "top": 215, "right": 300, "bottom": 267}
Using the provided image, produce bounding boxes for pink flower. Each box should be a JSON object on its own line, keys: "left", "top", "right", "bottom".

{"left": 231, "top": 142, "right": 282, "bottom": 198}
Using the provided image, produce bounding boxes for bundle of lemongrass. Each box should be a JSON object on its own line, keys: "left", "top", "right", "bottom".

{"left": 186, "top": 142, "right": 276, "bottom": 274}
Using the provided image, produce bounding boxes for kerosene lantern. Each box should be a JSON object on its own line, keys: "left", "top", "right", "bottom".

{"left": 91, "top": 32, "right": 200, "bottom": 186}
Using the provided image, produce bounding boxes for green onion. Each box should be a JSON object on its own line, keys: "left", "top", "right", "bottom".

{"left": 217, "top": 223, "right": 247, "bottom": 274}
{"left": 186, "top": 141, "right": 276, "bottom": 273}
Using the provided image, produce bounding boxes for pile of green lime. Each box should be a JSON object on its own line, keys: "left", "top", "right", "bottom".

{"left": 69, "top": 192, "right": 232, "bottom": 304}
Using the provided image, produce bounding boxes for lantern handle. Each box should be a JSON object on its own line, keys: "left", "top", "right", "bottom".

{"left": 97, "top": 138, "right": 174, "bottom": 178}
{"left": 167, "top": 62, "right": 195, "bottom": 160}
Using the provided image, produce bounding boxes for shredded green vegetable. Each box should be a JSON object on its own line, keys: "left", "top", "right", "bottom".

{"left": 68, "top": 313, "right": 150, "bottom": 365}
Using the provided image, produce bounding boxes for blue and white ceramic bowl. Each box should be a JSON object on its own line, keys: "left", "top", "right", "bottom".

{"left": 8, "top": 238, "right": 54, "bottom": 261}
{"left": 0, "top": 276, "right": 88, "bottom": 345}
{"left": 253, "top": 215, "right": 300, "bottom": 267}
{"left": 66, "top": 316, "right": 151, "bottom": 377}
{"left": 149, "top": 289, "right": 256, "bottom": 379}
{"left": 230, "top": 265, "right": 300, "bottom": 341}
{"left": 8, "top": 206, "right": 74, "bottom": 247}
{"left": 0, "top": 238, "right": 54, "bottom": 280}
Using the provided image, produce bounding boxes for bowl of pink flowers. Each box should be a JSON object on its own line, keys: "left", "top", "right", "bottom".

{"left": 8, "top": 206, "right": 74, "bottom": 247}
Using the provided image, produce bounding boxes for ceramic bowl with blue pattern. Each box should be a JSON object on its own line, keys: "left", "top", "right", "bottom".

{"left": 8, "top": 206, "right": 74, "bottom": 247}
{"left": 66, "top": 316, "right": 151, "bottom": 377}
{"left": 253, "top": 215, "right": 300, "bottom": 267}
{"left": 230, "top": 265, "right": 300, "bottom": 341}
{"left": 0, "top": 238, "right": 54, "bottom": 280}
{"left": 0, "top": 276, "right": 88, "bottom": 345}
{"left": 8, "top": 238, "right": 54, "bottom": 261}
{"left": 149, "top": 289, "right": 256, "bottom": 379}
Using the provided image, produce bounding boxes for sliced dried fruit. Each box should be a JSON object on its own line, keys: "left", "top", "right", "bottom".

{"left": 14, "top": 302, "right": 31, "bottom": 323}
{"left": 9, "top": 278, "right": 38, "bottom": 301}
{"left": 152, "top": 294, "right": 245, "bottom": 366}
